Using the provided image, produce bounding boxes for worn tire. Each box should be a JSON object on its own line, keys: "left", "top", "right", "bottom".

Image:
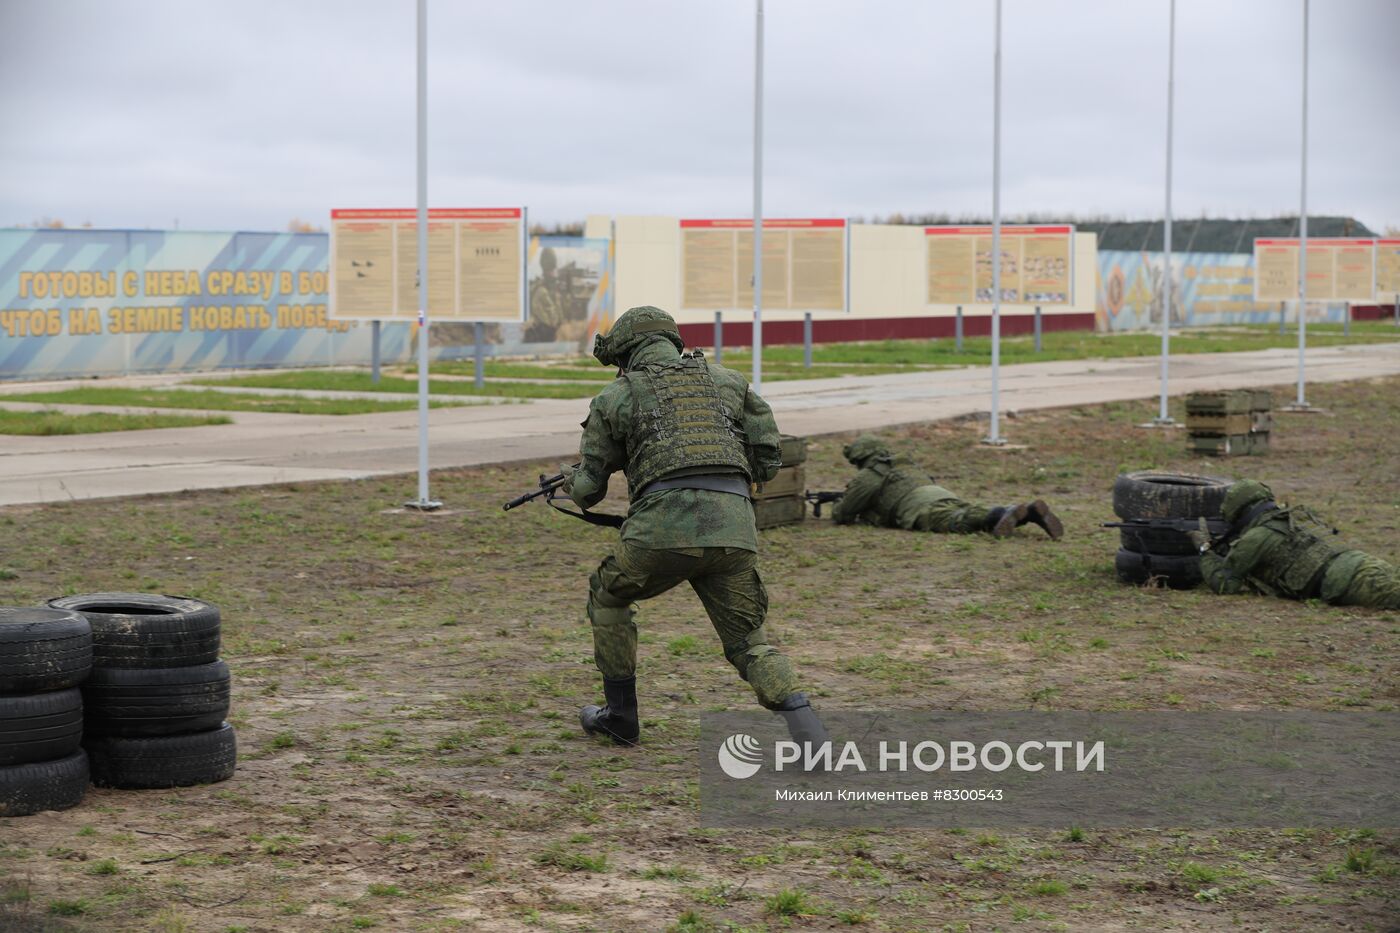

{"left": 48, "top": 593, "right": 220, "bottom": 669}
{"left": 86, "top": 722, "right": 236, "bottom": 789}
{"left": 0, "top": 607, "right": 93, "bottom": 693}
{"left": 1115, "top": 548, "right": 1202, "bottom": 590}
{"left": 1112, "top": 471, "right": 1231, "bottom": 521}
{"left": 83, "top": 661, "right": 230, "bottom": 738}
{"left": 1118, "top": 525, "right": 1200, "bottom": 556}
{"left": 0, "top": 689, "right": 83, "bottom": 766}
{"left": 0, "top": 750, "right": 88, "bottom": 817}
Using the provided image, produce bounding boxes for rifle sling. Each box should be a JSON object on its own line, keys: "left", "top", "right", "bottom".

{"left": 545, "top": 488, "right": 625, "bottom": 528}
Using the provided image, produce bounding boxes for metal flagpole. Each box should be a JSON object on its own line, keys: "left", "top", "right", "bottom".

{"left": 408, "top": 0, "right": 440, "bottom": 509}
{"left": 985, "top": 0, "right": 1005, "bottom": 445}
{"left": 751, "top": 0, "right": 765, "bottom": 393}
{"left": 1154, "top": 0, "right": 1177, "bottom": 425}
{"left": 1295, "top": 0, "right": 1310, "bottom": 408}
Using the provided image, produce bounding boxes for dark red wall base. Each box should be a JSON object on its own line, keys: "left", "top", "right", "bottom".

{"left": 677, "top": 312, "right": 1097, "bottom": 348}
{"left": 1351, "top": 304, "right": 1400, "bottom": 322}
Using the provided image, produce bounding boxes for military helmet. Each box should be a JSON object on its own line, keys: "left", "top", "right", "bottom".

{"left": 1221, "top": 479, "right": 1275, "bottom": 524}
{"left": 592, "top": 305, "right": 684, "bottom": 367}
{"left": 843, "top": 434, "right": 891, "bottom": 466}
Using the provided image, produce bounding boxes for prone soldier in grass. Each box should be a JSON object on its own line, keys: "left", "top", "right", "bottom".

{"left": 1189, "top": 479, "right": 1400, "bottom": 609}
{"left": 829, "top": 435, "right": 1064, "bottom": 539}
{"left": 561, "top": 306, "right": 826, "bottom": 746}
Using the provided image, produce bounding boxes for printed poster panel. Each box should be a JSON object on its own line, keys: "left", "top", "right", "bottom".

{"left": 330, "top": 208, "right": 524, "bottom": 321}
{"left": 458, "top": 217, "right": 523, "bottom": 320}
{"left": 680, "top": 219, "right": 845, "bottom": 312}
{"left": 1378, "top": 239, "right": 1400, "bottom": 296}
{"left": 393, "top": 220, "right": 455, "bottom": 317}
{"left": 1252, "top": 238, "right": 1375, "bottom": 301}
{"left": 925, "top": 225, "right": 1073, "bottom": 306}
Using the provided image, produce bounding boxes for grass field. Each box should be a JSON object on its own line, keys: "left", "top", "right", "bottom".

{"left": 1, "top": 387, "right": 468, "bottom": 416}
{"left": 0, "top": 377, "right": 1396, "bottom": 931}
{"left": 0, "top": 408, "right": 233, "bottom": 435}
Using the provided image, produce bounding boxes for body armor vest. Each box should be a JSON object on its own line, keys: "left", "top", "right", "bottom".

{"left": 870, "top": 459, "right": 931, "bottom": 520}
{"left": 623, "top": 351, "right": 751, "bottom": 498}
{"left": 1256, "top": 510, "right": 1348, "bottom": 599}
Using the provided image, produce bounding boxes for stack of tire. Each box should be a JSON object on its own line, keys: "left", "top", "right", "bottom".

{"left": 47, "top": 594, "right": 236, "bottom": 790}
{"left": 0, "top": 607, "right": 92, "bottom": 817}
{"left": 1112, "top": 470, "right": 1231, "bottom": 590}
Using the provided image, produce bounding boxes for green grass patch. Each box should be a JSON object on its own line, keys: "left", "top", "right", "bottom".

{"left": 720, "top": 324, "right": 1400, "bottom": 369}
{"left": 0, "top": 407, "right": 232, "bottom": 435}
{"left": 765, "top": 888, "right": 814, "bottom": 917}
{"left": 535, "top": 845, "right": 609, "bottom": 872}
{"left": 4, "top": 387, "right": 463, "bottom": 415}
{"left": 190, "top": 370, "right": 599, "bottom": 399}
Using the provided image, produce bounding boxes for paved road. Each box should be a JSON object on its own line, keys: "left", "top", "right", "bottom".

{"left": 3, "top": 342, "right": 1399, "bottom": 507}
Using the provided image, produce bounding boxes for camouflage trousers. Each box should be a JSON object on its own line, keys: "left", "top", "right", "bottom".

{"left": 1334, "top": 553, "right": 1400, "bottom": 610}
{"left": 586, "top": 542, "right": 801, "bottom": 709}
{"left": 913, "top": 497, "right": 994, "bottom": 534}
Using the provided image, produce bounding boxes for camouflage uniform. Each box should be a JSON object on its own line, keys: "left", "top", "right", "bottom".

{"left": 566, "top": 306, "right": 822, "bottom": 745}
{"left": 830, "top": 436, "right": 1063, "bottom": 539}
{"left": 1200, "top": 480, "right": 1400, "bottom": 609}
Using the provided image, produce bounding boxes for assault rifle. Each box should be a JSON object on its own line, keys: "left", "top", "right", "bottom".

{"left": 503, "top": 472, "right": 566, "bottom": 511}
{"left": 804, "top": 490, "right": 845, "bottom": 518}
{"left": 1103, "top": 517, "right": 1230, "bottom": 552}
{"left": 503, "top": 472, "right": 623, "bottom": 528}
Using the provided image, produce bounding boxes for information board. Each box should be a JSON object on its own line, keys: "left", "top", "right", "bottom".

{"left": 925, "top": 225, "right": 1074, "bottom": 305}
{"left": 329, "top": 208, "right": 525, "bottom": 321}
{"left": 679, "top": 218, "right": 846, "bottom": 312}
{"left": 1253, "top": 238, "right": 1376, "bottom": 302}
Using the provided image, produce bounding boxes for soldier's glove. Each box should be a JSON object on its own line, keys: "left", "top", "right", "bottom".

{"left": 1186, "top": 517, "right": 1212, "bottom": 554}
{"left": 558, "top": 462, "right": 577, "bottom": 495}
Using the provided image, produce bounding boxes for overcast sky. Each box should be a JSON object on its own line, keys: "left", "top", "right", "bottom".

{"left": 2, "top": 0, "right": 1396, "bottom": 234}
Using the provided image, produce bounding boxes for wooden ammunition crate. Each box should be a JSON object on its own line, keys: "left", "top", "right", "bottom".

{"left": 1185, "top": 411, "right": 1253, "bottom": 436}
{"left": 1186, "top": 390, "right": 1253, "bottom": 415}
{"left": 779, "top": 434, "right": 808, "bottom": 467}
{"left": 752, "top": 464, "right": 804, "bottom": 500}
{"left": 1188, "top": 432, "right": 1269, "bottom": 456}
{"left": 754, "top": 495, "right": 805, "bottom": 530}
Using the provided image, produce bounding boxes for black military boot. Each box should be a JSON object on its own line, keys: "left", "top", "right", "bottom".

{"left": 986, "top": 504, "right": 1027, "bottom": 538}
{"left": 580, "top": 676, "right": 640, "bottom": 746}
{"left": 1019, "top": 499, "right": 1064, "bottom": 540}
{"left": 774, "top": 693, "right": 831, "bottom": 748}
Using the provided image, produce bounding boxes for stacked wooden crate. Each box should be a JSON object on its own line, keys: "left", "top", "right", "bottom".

{"left": 1185, "top": 390, "right": 1272, "bottom": 456}
{"left": 753, "top": 435, "right": 808, "bottom": 529}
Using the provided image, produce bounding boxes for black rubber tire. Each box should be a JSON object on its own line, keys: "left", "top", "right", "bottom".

{"left": 86, "top": 722, "right": 236, "bottom": 789}
{"left": 0, "top": 749, "right": 88, "bottom": 817}
{"left": 83, "top": 661, "right": 230, "bottom": 738}
{"left": 1112, "top": 471, "right": 1231, "bottom": 521}
{"left": 1115, "top": 548, "right": 1203, "bottom": 590}
{"left": 48, "top": 593, "right": 220, "bottom": 669}
{"left": 0, "top": 688, "right": 83, "bottom": 766}
{"left": 1118, "top": 525, "right": 1200, "bottom": 556}
{"left": 0, "top": 607, "right": 93, "bottom": 693}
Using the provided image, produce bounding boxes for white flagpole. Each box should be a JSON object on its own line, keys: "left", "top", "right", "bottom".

{"left": 1295, "top": 0, "right": 1310, "bottom": 408}
{"left": 752, "top": 0, "right": 765, "bottom": 393}
{"left": 409, "top": 0, "right": 439, "bottom": 509}
{"left": 1154, "top": 0, "right": 1177, "bottom": 425}
{"left": 986, "top": 0, "right": 1005, "bottom": 445}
